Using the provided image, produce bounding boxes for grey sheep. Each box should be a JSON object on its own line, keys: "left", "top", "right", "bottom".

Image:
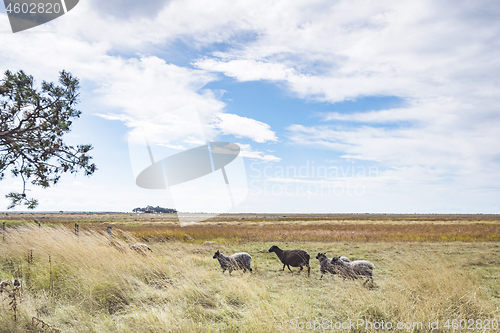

{"left": 268, "top": 245, "right": 310, "bottom": 276}
{"left": 331, "top": 256, "right": 375, "bottom": 286}
{"left": 316, "top": 253, "right": 352, "bottom": 279}
{"left": 316, "top": 253, "right": 336, "bottom": 279}
{"left": 213, "top": 250, "right": 252, "bottom": 275}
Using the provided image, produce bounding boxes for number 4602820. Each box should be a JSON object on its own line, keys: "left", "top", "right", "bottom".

{"left": 5, "top": 2, "right": 62, "bottom": 14}
{"left": 444, "top": 319, "right": 498, "bottom": 330}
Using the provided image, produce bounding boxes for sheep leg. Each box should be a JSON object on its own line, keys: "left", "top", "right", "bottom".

{"left": 307, "top": 265, "right": 310, "bottom": 277}
{"left": 298, "top": 266, "right": 303, "bottom": 273}
{"left": 282, "top": 264, "right": 286, "bottom": 271}
{"left": 287, "top": 265, "right": 293, "bottom": 273}
{"left": 364, "top": 277, "right": 373, "bottom": 286}
{"left": 249, "top": 268, "right": 253, "bottom": 273}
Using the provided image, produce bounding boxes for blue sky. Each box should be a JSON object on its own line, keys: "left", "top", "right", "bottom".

{"left": 1, "top": 0, "right": 500, "bottom": 213}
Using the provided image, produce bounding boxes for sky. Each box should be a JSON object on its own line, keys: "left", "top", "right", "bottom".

{"left": 0, "top": 0, "right": 499, "bottom": 213}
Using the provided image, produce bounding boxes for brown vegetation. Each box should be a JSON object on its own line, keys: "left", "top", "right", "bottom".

{"left": 121, "top": 223, "right": 500, "bottom": 243}
{"left": 2, "top": 212, "right": 500, "bottom": 225}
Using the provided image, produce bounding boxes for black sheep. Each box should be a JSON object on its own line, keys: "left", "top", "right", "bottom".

{"left": 268, "top": 245, "right": 310, "bottom": 276}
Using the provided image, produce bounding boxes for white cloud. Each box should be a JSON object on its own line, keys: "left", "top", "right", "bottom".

{"left": 191, "top": 0, "right": 500, "bottom": 202}
{"left": 237, "top": 143, "right": 281, "bottom": 162}
{"left": 157, "top": 143, "right": 186, "bottom": 150}
{"left": 1, "top": 4, "right": 277, "bottom": 147}
{"left": 213, "top": 113, "right": 277, "bottom": 143}
{"left": 195, "top": 59, "right": 299, "bottom": 82}
{"left": 194, "top": 0, "right": 500, "bottom": 101}
{"left": 286, "top": 114, "right": 500, "bottom": 190}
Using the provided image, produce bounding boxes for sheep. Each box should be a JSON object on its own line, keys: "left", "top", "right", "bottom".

{"left": 339, "top": 256, "right": 351, "bottom": 263}
{"left": 316, "top": 253, "right": 336, "bottom": 279}
{"left": 268, "top": 245, "right": 310, "bottom": 277}
{"left": 213, "top": 250, "right": 252, "bottom": 275}
{"left": 349, "top": 260, "right": 375, "bottom": 285}
{"left": 316, "top": 253, "right": 353, "bottom": 280}
{"left": 330, "top": 256, "right": 375, "bottom": 286}
{"left": 315, "top": 253, "right": 350, "bottom": 278}
{"left": 129, "top": 243, "right": 153, "bottom": 254}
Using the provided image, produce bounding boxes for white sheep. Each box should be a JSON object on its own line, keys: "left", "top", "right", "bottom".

{"left": 213, "top": 250, "right": 252, "bottom": 275}
{"left": 339, "top": 256, "right": 351, "bottom": 263}
{"left": 331, "top": 256, "right": 375, "bottom": 286}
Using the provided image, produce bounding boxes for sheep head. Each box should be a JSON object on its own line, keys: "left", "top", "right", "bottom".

{"left": 213, "top": 250, "right": 220, "bottom": 259}
{"left": 331, "top": 256, "right": 341, "bottom": 262}
{"left": 268, "top": 245, "right": 278, "bottom": 253}
{"left": 316, "top": 252, "right": 327, "bottom": 259}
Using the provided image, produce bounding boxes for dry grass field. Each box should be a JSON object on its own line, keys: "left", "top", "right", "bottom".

{"left": 2, "top": 212, "right": 500, "bottom": 225}
{"left": 0, "top": 214, "right": 499, "bottom": 332}
{"left": 2, "top": 212, "right": 500, "bottom": 243}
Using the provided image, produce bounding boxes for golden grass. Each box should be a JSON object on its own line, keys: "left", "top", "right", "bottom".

{"left": 122, "top": 223, "right": 500, "bottom": 243}
{"left": 0, "top": 226, "right": 499, "bottom": 332}
{"left": 2, "top": 212, "right": 500, "bottom": 226}
{"left": 3, "top": 213, "right": 500, "bottom": 243}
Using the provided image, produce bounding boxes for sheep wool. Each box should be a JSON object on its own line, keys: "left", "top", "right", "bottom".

{"left": 331, "top": 256, "right": 375, "bottom": 286}
{"left": 213, "top": 250, "right": 252, "bottom": 275}
{"left": 316, "top": 253, "right": 335, "bottom": 279}
{"left": 268, "top": 245, "right": 310, "bottom": 277}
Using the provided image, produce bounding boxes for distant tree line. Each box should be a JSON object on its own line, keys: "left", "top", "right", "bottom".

{"left": 132, "top": 206, "right": 177, "bottom": 214}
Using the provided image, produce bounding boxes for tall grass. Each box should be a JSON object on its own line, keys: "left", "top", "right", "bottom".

{"left": 0, "top": 226, "right": 499, "bottom": 332}
{"left": 124, "top": 223, "right": 500, "bottom": 243}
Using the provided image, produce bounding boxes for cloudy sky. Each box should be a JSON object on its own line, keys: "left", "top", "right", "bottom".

{"left": 1, "top": 0, "right": 499, "bottom": 213}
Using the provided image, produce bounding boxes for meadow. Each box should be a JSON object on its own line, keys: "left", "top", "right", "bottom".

{"left": 0, "top": 214, "right": 499, "bottom": 332}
